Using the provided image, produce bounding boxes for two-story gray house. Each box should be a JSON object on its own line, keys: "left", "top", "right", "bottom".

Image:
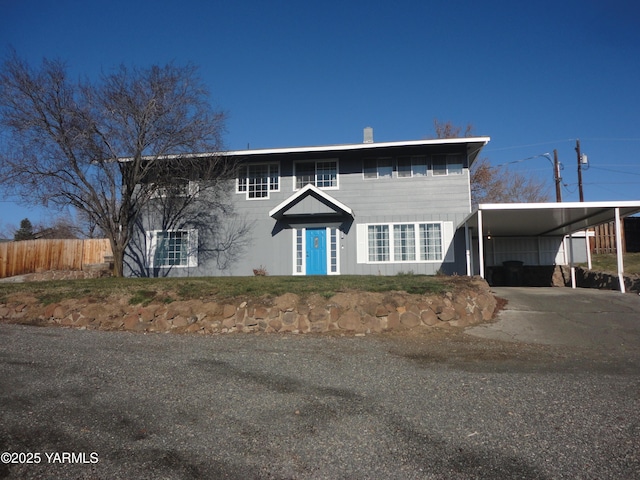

{"left": 135, "top": 130, "right": 490, "bottom": 277}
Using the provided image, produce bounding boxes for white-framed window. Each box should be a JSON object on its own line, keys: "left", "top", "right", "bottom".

{"left": 368, "top": 224, "right": 390, "bottom": 262}
{"left": 357, "top": 222, "right": 454, "bottom": 264}
{"left": 236, "top": 163, "right": 280, "bottom": 199}
{"left": 432, "top": 154, "right": 464, "bottom": 176}
{"left": 292, "top": 227, "right": 340, "bottom": 275}
{"left": 150, "top": 180, "right": 199, "bottom": 198}
{"left": 147, "top": 229, "right": 198, "bottom": 268}
{"left": 294, "top": 160, "right": 338, "bottom": 189}
{"left": 419, "top": 223, "right": 442, "bottom": 261}
{"left": 394, "top": 224, "right": 416, "bottom": 261}
{"left": 363, "top": 158, "right": 393, "bottom": 179}
{"left": 397, "top": 156, "right": 428, "bottom": 178}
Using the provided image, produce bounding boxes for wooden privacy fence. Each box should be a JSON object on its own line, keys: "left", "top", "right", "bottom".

{"left": 0, "top": 239, "right": 112, "bottom": 279}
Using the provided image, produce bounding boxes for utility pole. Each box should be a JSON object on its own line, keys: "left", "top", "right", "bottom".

{"left": 553, "top": 149, "right": 562, "bottom": 202}
{"left": 576, "top": 139, "right": 585, "bottom": 201}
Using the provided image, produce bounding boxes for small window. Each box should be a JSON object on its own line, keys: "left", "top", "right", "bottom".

{"left": 448, "top": 154, "right": 464, "bottom": 175}
{"left": 363, "top": 158, "right": 393, "bottom": 179}
{"left": 363, "top": 159, "right": 377, "bottom": 179}
{"left": 432, "top": 154, "right": 464, "bottom": 175}
{"left": 397, "top": 156, "right": 428, "bottom": 178}
{"left": 432, "top": 155, "right": 447, "bottom": 176}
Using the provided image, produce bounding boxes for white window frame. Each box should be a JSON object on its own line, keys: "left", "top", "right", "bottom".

{"left": 292, "top": 227, "right": 340, "bottom": 275}
{"left": 293, "top": 159, "right": 339, "bottom": 190}
{"left": 150, "top": 180, "right": 199, "bottom": 199}
{"left": 236, "top": 163, "right": 280, "bottom": 199}
{"left": 356, "top": 222, "right": 455, "bottom": 264}
{"left": 147, "top": 229, "right": 198, "bottom": 268}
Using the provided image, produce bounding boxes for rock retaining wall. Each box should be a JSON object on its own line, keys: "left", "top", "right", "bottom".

{"left": 574, "top": 267, "right": 640, "bottom": 293}
{"left": 0, "top": 278, "right": 497, "bottom": 335}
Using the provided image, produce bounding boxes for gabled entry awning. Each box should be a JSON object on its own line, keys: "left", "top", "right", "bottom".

{"left": 461, "top": 201, "right": 640, "bottom": 292}
{"left": 269, "top": 184, "right": 355, "bottom": 220}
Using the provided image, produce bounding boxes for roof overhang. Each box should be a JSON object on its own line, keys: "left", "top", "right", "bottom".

{"left": 269, "top": 184, "right": 355, "bottom": 220}
{"left": 121, "top": 136, "right": 491, "bottom": 166}
{"left": 462, "top": 201, "right": 640, "bottom": 237}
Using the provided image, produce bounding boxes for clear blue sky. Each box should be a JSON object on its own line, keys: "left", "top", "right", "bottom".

{"left": 1, "top": 0, "right": 639, "bottom": 233}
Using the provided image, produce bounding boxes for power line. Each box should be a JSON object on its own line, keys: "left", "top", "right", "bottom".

{"left": 484, "top": 139, "right": 574, "bottom": 153}
{"left": 590, "top": 166, "right": 640, "bottom": 176}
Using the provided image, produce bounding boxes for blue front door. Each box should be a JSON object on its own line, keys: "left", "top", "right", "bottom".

{"left": 306, "top": 228, "right": 327, "bottom": 275}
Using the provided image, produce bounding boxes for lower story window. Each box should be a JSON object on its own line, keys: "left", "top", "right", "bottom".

{"left": 368, "top": 225, "right": 390, "bottom": 262}
{"left": 359, "top": 222, "right": 451, "bottom": 263}
{"left": 147, "top": 230, "right": 198, "bottom": 268}
{"left": 420, "top": 223, "right": 442, "bottom": 261}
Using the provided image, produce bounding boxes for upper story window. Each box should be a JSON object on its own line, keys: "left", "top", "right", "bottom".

{"left": 363, "top": 158, "right": 393, "bottom": 179}
{"left": 151, "top": 180, "right": 199, "bottom": 199}
{"left": 397, "top": 156, "right": 428, "bottom": 178}
{"left": 294, "top": 160, "right": 338, "bottom": 189}
{"left": 237, "top": 163, "right": 280, "bottom": 199}
{"left": 432, "top": 154, "right": 464, "bottom": 176}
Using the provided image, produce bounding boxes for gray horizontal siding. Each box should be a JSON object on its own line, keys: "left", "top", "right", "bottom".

{"left": 132, "top": 149, "right": 474, "bottom": 277}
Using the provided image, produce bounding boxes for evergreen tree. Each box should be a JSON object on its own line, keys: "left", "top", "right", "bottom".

{"left": 14, "top": 218, "right": 35, "bottom": 241}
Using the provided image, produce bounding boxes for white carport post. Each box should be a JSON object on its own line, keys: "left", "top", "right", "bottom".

{"left": 614, "top": 207, "right": 626, "bottom": 293}
{"left": 464, "top": 222, "right": 472, "bottom": 276}
{"left": 568, "top": 232, "right": 576, "bottom": 289}
{"left": 477, "top": 210, "right": 485, "bottom": 279}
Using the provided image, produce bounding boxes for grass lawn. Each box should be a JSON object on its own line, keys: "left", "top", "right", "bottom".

{"left": 0, "top": 274, "right": 453, "bottom": 306}
{"left": 580, "top": 252, "right": 640, "bottom": 275}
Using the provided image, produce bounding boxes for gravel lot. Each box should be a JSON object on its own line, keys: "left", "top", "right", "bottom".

{"left": 1, "top": 323, "right": 639, "bottom": 479}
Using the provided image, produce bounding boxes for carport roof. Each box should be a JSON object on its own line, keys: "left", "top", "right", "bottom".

{"left": 462, "top": 201, "right": 640, "bottom": 237}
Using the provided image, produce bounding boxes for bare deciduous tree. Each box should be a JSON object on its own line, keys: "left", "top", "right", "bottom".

{"left": 470, "top": 158, "right": 549, "bottom": 206}
{"left": 0, "top": 51, "right": 240, "bottom": 276}
{"left": 432, "top": 119, "right": 550, "bottom": 207}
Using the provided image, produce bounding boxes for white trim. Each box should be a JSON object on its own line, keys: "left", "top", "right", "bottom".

{"left": 615, "top": 207, "right": 626, "bottom": 293}
{"left": 477, "top": 201, "right": 640, "bottom": 211}
{"left": 328, "top": 227, "right": 340, "bottom": 275}
{"left": 293, "top": 229, "right": 306, "bottom": 275}
{"left": 269, "top": 184, "right": 354, "bottom": 219}
{"left": 443, "top": 221, "right": 455, "bottom": 262}
{"left": 119, "top": 137, "right": 491, "bottom": 164}
{"left": 221, "top": 137, "right": 491, "bottom": 157}
{"left": 356, "top": 224, "right": 368, "bottom": 264}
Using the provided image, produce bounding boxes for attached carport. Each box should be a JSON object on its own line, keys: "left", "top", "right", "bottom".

{"left": 461, "top": 201, "right": 640, "bottom": 293}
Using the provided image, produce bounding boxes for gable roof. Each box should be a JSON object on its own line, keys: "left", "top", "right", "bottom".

{"left": 269, "top": 184, "right": 354, "bottom": 220}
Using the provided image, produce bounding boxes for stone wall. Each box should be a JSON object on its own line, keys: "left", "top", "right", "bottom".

{"left": 0, "top": 277, "right": 498, "bottom": 335}
{"left": 574, "top": 267, "right": 640, "bottom": 293}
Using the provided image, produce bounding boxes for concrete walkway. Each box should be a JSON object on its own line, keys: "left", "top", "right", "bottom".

{"left": 466, "top": 286, "right": 640, "bottom": 352}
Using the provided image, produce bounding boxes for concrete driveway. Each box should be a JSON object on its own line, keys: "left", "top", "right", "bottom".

{"left": 467, "top": 287, "right": 640, "bottom": 351}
